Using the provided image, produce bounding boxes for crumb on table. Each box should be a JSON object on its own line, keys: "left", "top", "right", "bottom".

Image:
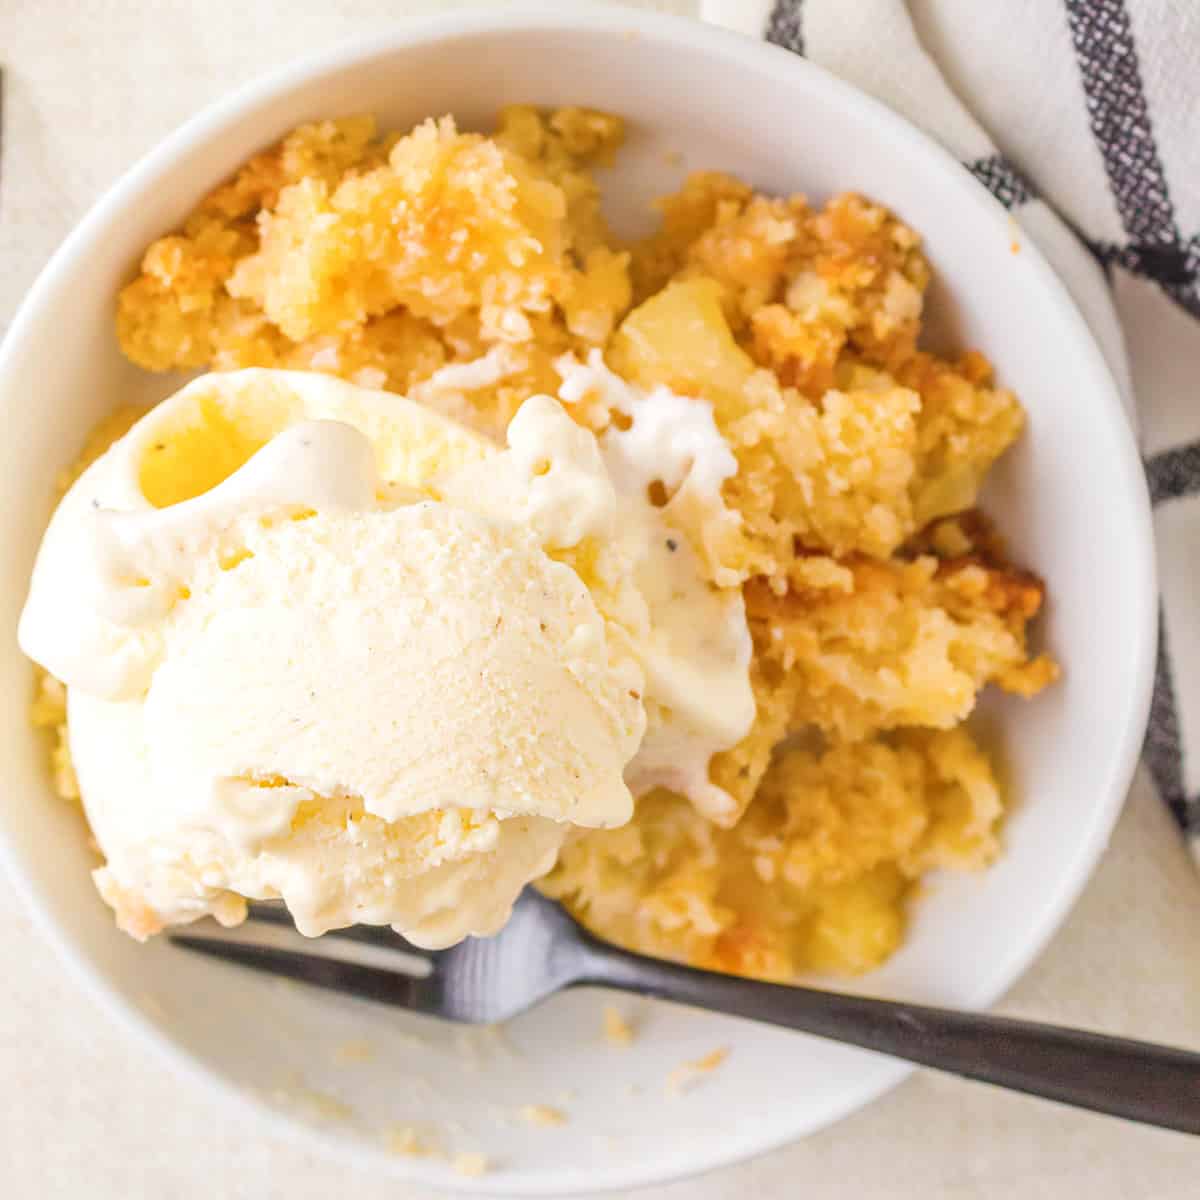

{"left": 384, "top": 1124, "right": 435, "bottom": 1158}
{"left": 452, "top": 1151, "right": 491, "bottom": 1178}
{"left": 518, "top": 1103, "right": 568, "bottom": 1128}
{"left": 333, "top": 1039, "right": 375, "bottom": 1064}
{"left": 603, "top": 1004, "right": 635, "bottom": 1047}
{"left": 667, "top": 1047, "right": 730, "bottom": 1095}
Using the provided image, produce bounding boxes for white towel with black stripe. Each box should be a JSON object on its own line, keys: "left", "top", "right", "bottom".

{"left": 703, "top": 0, "right": 1200, "bottom": 856}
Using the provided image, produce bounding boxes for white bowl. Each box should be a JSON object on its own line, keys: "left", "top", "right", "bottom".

{"left": 0, "top": 5, "right": 1156, "bottom": 1194}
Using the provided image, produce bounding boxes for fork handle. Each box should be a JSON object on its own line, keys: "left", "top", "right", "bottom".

{"left": 580, "top": 943, "right": 1200, "bottom": 1135}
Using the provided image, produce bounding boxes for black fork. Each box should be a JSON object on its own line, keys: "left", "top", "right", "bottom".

{"left": 172, "top": 889, "right": 1200, "bottom": 1135}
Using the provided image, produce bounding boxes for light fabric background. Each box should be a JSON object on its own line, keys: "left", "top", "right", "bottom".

{"left": 1, "top": 3, "right": 1197, "bottom": 1198}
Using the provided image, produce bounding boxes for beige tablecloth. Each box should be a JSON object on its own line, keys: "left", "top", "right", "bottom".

{"left": 2, "top": 3, "right": 1198, "bottom": 1197}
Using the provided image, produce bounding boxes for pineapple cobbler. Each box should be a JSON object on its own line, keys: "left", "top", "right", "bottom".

{"left": 21, "top": 107, "right": 1057, "bottom": 977}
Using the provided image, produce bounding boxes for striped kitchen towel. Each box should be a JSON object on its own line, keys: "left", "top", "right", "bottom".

{"left": 704, "top": 0, "right": 1200, "bottom": 854}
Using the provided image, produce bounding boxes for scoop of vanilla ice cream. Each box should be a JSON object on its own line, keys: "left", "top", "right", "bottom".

{"left": 20, "top": 370, "right": 646, "bottom": 944}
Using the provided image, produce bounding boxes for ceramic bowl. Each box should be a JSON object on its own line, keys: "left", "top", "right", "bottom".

{"left": 0, "top": 6, "right": 1155, "bottom": 1194}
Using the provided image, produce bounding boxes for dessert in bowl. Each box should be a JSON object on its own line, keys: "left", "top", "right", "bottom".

{"left": 0, "top": 8, "right": 1154, "bottom": 1194}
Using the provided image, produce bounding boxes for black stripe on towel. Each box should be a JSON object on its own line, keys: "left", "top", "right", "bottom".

{"left": 1064, "top": 0, "right": 1199, "bottom": 316}
{"left": 966, "top": 155, "right": 1036, "bottom": 210}
{"left": 1143, "top": 446, "right": 1200, "bottom": 836}
{"left": 1090, "top": 234, "right": 1200, "bottom": 320}
{"left": 1146, "top": 440, "right": 1200, "bottom": 507}
{"left": 1146, "top": 614, "right": 1200, "bottom": 833}
{"left": 766, "top": 0, "right": 805, "bottom": 56}
{"left": 1064, "top": 0, "right": 1176, "bottom": 244}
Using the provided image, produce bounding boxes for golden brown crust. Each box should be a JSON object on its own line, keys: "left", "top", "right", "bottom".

{"left": 740, "top": 548, "right": 1050, "bottom": 742}
{"left": 542, "top": 726, "right": 1001, "bottom": 979}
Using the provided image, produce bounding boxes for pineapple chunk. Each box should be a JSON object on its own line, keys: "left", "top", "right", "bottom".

{"left": 609, "top": 277, "right": 755, "bottom": 414}
{"left": 802, "top": 867, "right": 908, "bottom": 975}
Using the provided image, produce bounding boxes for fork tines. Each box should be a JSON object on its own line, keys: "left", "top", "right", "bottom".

{"left": 169, "top": 932, "right": 437, "bottom": 1009}
{"left": 168, "top": 905, "right": 442, "bottom": 1013}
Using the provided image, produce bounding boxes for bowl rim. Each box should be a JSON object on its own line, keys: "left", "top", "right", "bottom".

{"left": 0, "top": 3, "right": 1157, "bottom": 1194}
